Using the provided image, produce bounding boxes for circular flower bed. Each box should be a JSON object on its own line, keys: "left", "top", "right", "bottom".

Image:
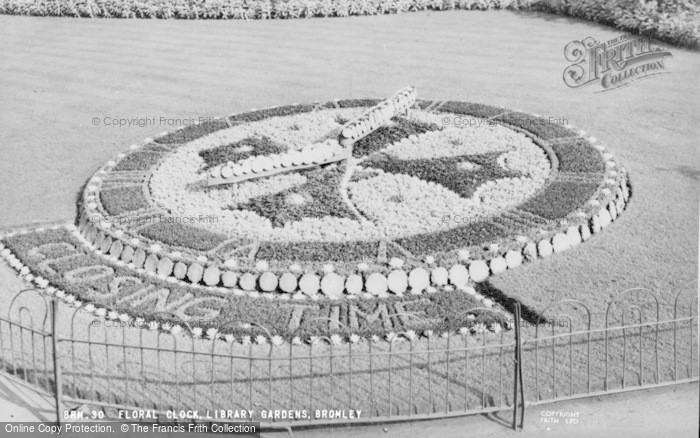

{"left": 0, "top": 98, "right": 631, "bottom": 342}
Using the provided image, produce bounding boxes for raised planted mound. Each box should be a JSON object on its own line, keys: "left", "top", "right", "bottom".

{"left": 0, "top": 98, "right": 631, "bottom": 342}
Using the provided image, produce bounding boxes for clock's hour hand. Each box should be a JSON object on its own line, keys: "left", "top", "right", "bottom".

{"left": 207, "top": 86, "right": 417, "bottom": 187}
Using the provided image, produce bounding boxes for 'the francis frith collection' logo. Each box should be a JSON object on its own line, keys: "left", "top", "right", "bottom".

{"left": 563, "top": 34, "right": 672, "bottom": 91}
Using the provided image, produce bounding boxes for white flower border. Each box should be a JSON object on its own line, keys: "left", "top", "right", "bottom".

{"left": 73, "top": 101, "right": 630, "bottom": 303}
{"left": 0, "top": 229, "right": 516, "bottom": 346}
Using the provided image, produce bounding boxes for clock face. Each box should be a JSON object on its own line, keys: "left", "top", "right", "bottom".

{"left": 147, "top": 108, "right": 550, "bottom": 253}
{"left": 62, "top": 99, "right": 626, "bottom": 336}
{"left": 85, "top": 99, "right": 620, "bottom": 281}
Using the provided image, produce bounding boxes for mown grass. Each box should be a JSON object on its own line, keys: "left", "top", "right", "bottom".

{"left": 0, "top": 8, "right": 696, "bottom": 425}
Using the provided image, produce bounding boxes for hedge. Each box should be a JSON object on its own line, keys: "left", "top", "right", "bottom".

{"left": 0, "top": 1, "right": 696, "bottom": 48}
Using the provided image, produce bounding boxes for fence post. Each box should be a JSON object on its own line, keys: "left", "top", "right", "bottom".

{"left": 51, "top": 299, "right": 63, "bottom": 424}
{"left": 512, "top": 303, "right": 524, "bottom": 431}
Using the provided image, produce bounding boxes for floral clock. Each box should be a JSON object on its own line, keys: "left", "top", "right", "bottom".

{"left": 0, "top": 89, "right": 631, "bottom": 342}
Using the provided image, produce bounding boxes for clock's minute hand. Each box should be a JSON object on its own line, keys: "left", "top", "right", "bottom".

{"left": 207, "top": 86, "right": 417, "bottom": 187}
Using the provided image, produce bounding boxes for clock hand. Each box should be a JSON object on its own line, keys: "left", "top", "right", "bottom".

{"left": 207, "top": 86, "right": 417, "bottom": 187}
{"left": 207, "top": 140, "right": 351, "bottom": 186}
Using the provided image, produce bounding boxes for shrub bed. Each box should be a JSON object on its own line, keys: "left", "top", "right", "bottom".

{"left": 534, "top": 0, "right": 699, "bottom": 49}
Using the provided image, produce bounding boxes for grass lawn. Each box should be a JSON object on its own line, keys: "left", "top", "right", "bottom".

{"left": 1, "top": 10, "right": 696, "bottom": 316}
{"left": 0, "top": 8, "right": 697, "bottom": 427}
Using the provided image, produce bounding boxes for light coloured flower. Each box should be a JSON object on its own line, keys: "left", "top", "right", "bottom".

{"left": 471, "top": 323, "right": 487, "bottom": 334}
{"left": 389, "top": 258, "right": 404, "bottom": 268}
{"left": 206, "top": 328, "right": 219, "bottom": 340}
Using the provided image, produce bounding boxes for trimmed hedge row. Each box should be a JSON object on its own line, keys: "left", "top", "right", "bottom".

{"left": 534, "top": 0, "right": 699, "bottom": 49}
{"left": 0, "top": 1, "right": 696, "bottom": 47}
{"left": 0, "top": 0, "right": 532, "bottom": 19}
